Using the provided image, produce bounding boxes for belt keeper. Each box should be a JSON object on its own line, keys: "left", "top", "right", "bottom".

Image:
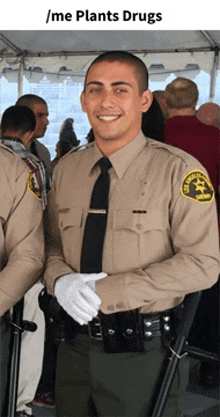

{"left": 88, "top": 316, "right": 103, "bottom": 340}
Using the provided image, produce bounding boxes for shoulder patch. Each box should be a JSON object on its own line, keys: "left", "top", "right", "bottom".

{"left": 27, "top": 171, "right": 42, "bottom": 200}
{"left": 180, "top": 170, "right": 214, "bottom": 204}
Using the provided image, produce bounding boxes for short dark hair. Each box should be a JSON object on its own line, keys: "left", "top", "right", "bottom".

{"left": 15, "top": 94, "right": 47, "bottom": 108}
{"left": 84, "top": 51, "right": 148, "bottom": 94}
{"left": 0, "top": 105, "right": 36, "bottom": 134}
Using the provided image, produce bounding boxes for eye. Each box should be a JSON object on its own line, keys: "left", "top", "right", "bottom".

{"left": 88, "top": 87, "right": 102, "bottom": 94}
{"left": 36, "top": 113, "right": 44, "bottom": 119}
{"left": 115, "top": 87, "right": 128, "bottom": 94}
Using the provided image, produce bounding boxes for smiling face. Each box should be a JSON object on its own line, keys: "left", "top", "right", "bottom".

{"left": 81, "top": 60, "right": 152, "bottom": 155}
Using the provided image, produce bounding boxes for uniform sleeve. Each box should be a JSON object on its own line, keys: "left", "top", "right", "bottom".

{"left": 96, "top": 165, "right": 220, "bottom": 314}
{"left": 0, "top": 167, "right": 45, "bottom": 315}
{"left": 43, "top": 186, "right": 74, "bottom": 295}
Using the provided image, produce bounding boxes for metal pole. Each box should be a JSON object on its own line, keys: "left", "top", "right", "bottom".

{"left": 151, "top": 292, "right": 201, "bottom": 417}
{"left": 17, "top": 59, "right": 24, "bottom": 98}
{"left": 7, "top": 298, "right": 24, "bottom": 417}
{"left": 209, "top": 48, "right": 219, "bottom": 102}
{"left": 7, "top": 298, "right": 37, "bottom": 417}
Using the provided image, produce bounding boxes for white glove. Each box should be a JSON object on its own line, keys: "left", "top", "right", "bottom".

{"left": 54, "top": 272, "right": 107, "bottom": 325}
{"left": 80, "top": 272, "right": 107, "bottom": 291}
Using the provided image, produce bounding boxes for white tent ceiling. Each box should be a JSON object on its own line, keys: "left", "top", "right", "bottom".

{"left": 0, "top": 30, "right": 219, "bottom": 98}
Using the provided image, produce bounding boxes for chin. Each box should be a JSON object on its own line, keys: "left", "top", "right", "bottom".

{"left": 36, "top": 132, "right": 45, "bottom": 139}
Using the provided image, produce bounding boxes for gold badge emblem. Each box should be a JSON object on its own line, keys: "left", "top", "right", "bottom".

{"left": 180, "top": 170, "right": 214, "bottom": 204}
{"left": 27, "top": 171, "right": 42, "bottom": 199}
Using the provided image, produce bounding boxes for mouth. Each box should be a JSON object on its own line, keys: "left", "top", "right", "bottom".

{"left": 97, "top": 115, "right": 121, "bottom": 122}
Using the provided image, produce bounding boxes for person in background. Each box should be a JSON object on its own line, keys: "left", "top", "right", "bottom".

{"left": 16, "top": 94, "right": 52, "bottom": 179}
{"left": 86, "top": 127, "right": 95, "bottom": 143}
{"left": 164, "top": 77, "right": 220, "bottom": 388}
{"left": 59, "top": 117, "right": 80, "bottom": 147}
{"left": 196, "top": 102, "right": 220, "bottom": 129}
{"left": 44, "top": 51, "right": 219, "bottom": 417}
{"left": 15, "top": 95, "right": 52, "bottom": 415}
{"left": 0, "top": 105, "right": 48, "bottom": 417}
{"left": 0, "top": 144, "right": 44, "bottom": 417}
{"left": 52, "top": 119, "right": 80, "bottom": 169}
{"left": 164, "top": 77, "right": 219, "bottom": 193}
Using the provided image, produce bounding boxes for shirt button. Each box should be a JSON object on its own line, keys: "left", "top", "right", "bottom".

{"left": 136, "top": 224, "right": 143, "bottom": 230}
{"left": 116, "top": 303, "right": 124, "bottom": 309}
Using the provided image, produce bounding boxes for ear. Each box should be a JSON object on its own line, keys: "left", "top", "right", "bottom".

{"left": 80, "top": 91, "right": 87, "bottom": 113}
{"left": 141, "top": 89, "right": 153, "bottom": 113}
{"left": 23, "top": 131, "right": 34, "bottom": 147}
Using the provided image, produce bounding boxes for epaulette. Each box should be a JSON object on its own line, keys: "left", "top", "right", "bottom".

{"left": 147, "top": 138, "right": 200, "bottom": 168}
{"left": 0, "top": 143, "right": 29, "bottom": 168}
{"left": 0, "top": 143, "right": 16, "bottom": 155}
{"left": 59, "top": 141, "right": 95, "bottom": 160}
{"left": 69, "top": 142, "right": 94, "bottom": 153}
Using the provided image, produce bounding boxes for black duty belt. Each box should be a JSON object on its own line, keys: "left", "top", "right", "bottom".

{"left": 38, "top": 289, "right": 182, "bottom": 353}
{"left": 78, "top": 308, "right": 177, "bottom": 353}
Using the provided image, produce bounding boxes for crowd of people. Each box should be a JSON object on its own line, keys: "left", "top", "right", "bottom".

{"left": 0, "top": 51, "right": 219, "bottom": 417}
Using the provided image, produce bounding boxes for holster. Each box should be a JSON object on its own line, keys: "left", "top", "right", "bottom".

{"left": 99, "top": 309, "right": 144, "bottom": 353}
{"left": 38, "top": 289, "right": 79, "bottom": 344}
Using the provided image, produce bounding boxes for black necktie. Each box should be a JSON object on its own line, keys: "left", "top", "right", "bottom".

{"left": 80, "top": 157, "right": 112, "bottom": 273}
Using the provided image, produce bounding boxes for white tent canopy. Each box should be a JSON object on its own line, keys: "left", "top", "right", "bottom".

{"left": 0, "top": 30, "right": 219, "bottom": 99}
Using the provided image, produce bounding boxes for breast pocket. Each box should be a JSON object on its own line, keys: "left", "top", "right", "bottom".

{"left": 112, "top": 209, "right": 170, "bottom": 271}
{"left": 58, "top": 207, "right": 84, "bottom": 267}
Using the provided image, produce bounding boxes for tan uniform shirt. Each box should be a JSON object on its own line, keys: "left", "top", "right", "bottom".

{"left": 44, "top": 132, "right": 220, "bottom": 314}
{"left": 0, "top": 145, "right": 45, "bottom": 315}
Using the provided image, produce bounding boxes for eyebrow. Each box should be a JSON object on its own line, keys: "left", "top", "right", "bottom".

{"left": 86, "top": 81, "right": 132, "bottom": 88}
{"left": 36, "top": 112, "right": 48, "bottom": 117}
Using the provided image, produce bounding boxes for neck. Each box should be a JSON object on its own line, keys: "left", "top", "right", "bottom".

{"left": 94, "top": 130, "right": 140, "bottom": 157}
{"left": 1, "top": 133, "right": 25, "bottom": 145}
{"left": 2, "top": 130, "right": 33, "bottom": 148}
{"left": 168, "top": 107, "right": 195, "bottom": 119}
{"left": 2, "top": 131, "right": 22, "bottom": 139}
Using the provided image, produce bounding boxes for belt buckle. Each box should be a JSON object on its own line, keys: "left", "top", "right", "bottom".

{"left": 88, "top": 316, "right": 103, "bottom": 341}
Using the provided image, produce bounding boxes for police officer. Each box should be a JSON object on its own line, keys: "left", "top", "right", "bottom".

{"left": 44, "top": 51, "right": 220, "bottom": 417}
{"left": 0, "top": 105, "right": 49, "bottom": 416}
{"left": 0, "top": 145, "right": 45, "bottom": 416}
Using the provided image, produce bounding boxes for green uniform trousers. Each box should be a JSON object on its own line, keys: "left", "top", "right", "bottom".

{"left": 55, "top": 333, "right": 189, "bottom": 417}
{"left": 0, "top": 313, "right": 11, "bottom": 417}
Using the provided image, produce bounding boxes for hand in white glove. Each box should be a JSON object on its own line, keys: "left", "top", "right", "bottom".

{"left": 54, "top": 272, "right": 107, "bottom": 325}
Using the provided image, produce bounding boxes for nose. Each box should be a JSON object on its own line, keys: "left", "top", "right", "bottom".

{"left": 100, "top": 90, "right": 114, "bottom": 108}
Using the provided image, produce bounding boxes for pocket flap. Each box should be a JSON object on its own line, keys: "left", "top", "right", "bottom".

{"left": 58, "top": 207, "right": 83, "bottom": 230}
{"left": 113, "top": 209, "right": 168, "bottom": 232}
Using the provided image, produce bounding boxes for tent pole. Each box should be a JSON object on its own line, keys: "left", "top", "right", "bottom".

{"left": 18, "top": 59, "right": 24, "bottom": 98}
{"left": 209, "top": 48, "right": 219, "bottom": 102}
